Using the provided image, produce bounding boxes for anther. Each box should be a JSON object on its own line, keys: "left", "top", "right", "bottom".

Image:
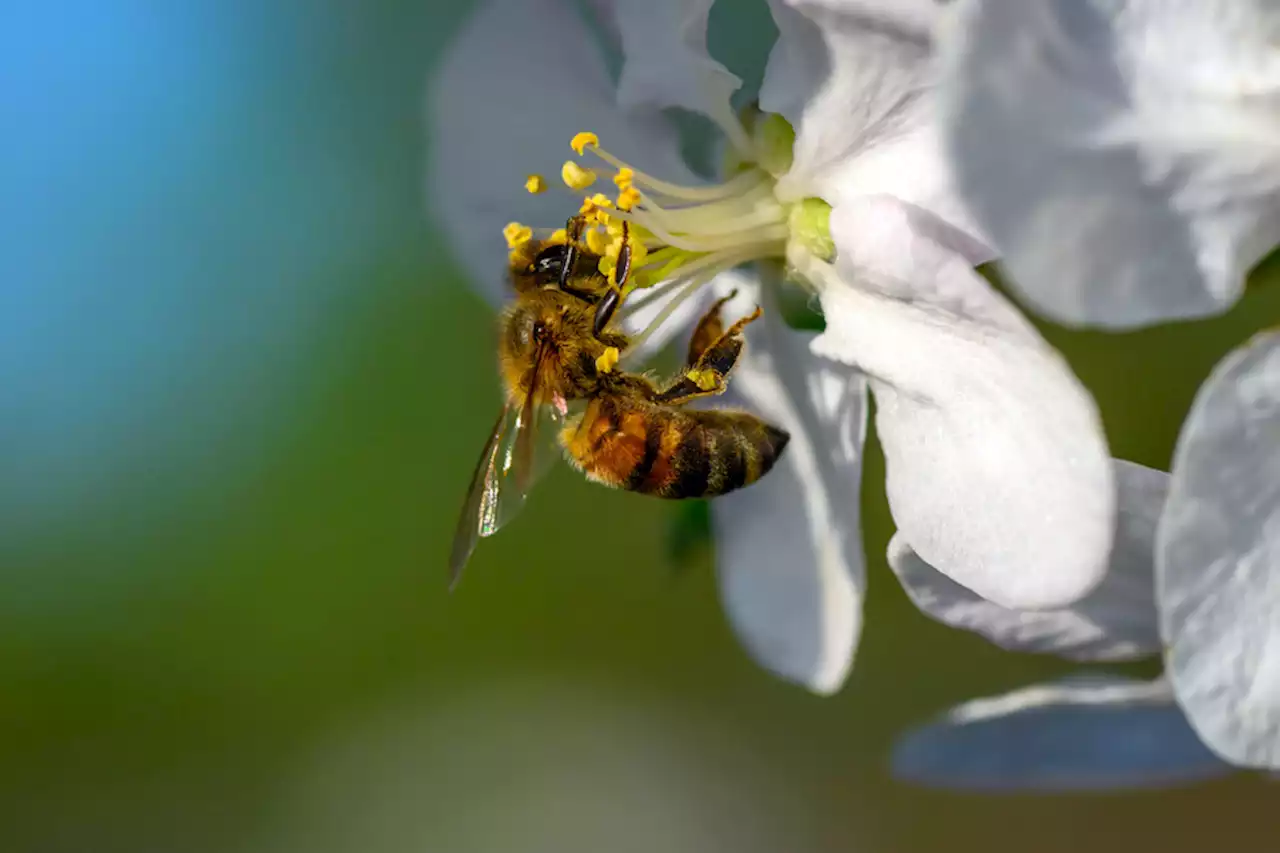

{"left": 561, "top": 161, "right": 597, "bottom": 190}
{"left": 617, "top": 186, "right": 641, "bottom": 211}
{"left": 579, "top": 193, "right": 614, "bottom": 224}
{"left": 570, "top": 131, "right": 599, "bottom": 155}
{"left": 584, "top": 228, "right": 609, "bottom": 255}
{"left": 503, "top": 222, "right": 533, "bottom": 249}
{"left": 525, "top": 174, "right": 546, "bottom": 194}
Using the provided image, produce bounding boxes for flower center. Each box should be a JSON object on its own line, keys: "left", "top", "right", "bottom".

{"left": 505, "top": 114, "right": 832, "bottom": 347}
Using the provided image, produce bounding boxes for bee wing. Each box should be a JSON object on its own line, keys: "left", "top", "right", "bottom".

{"left": 447, "top": 401, "right": 565, "bottom": 588}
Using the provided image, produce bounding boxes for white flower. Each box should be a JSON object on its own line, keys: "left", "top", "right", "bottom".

{"left": 430, "top": 0, "right": 1117, "bottom": 693}
{"left": 1158, "top": 330, "right": 1280, "bottom": 770}
{"left": 936, "top": 0, "right": 1280, "bottom": 769}
{"left": 890, "top": 462, "right": 1222, "bottom": 791}
{"left": 898, "top": 388, "right": 1280, "bottom": 774}
{"left": 937, "top": 0, "right": 1280, "bottom": 329}
{"left": 890, "top": 460, "right": 1167, "bottom": 664}
{"left": 892, "top": 674, "right": 1237, "bottom": 791}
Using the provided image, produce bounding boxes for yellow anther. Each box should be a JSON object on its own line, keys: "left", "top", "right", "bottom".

{"left": 579, "top": 192, "right": 614, "bottom": 224}
{"left": 628, "top": 238, "right": 648, "bottom": 268}
{"left": 613, "top": 167, "right": 634, "bottom": 190}
{"left": 686, "top": 368, "right": 720, "bottom": 392}
{"left": 570, "top": 131, "right": 599, "bottom": 155}
{"left": 617, "top": 186, "right": 642, "bottom": 211}
{"left": 561, "top": 160, "right": 597, "bottom": 190}
{"left": 585, "top": 227, "right": 609, "bottom": 255}
{"left": 595, "top": 346, "right": 620, "bottom": 374}
{"left": 524, "top": 174, "right": 546, "bottom": 194}
{"left": 598, "top": 254, "right": 618, "bottom": 284}
{"left": 548, "top": 228, "right": 568, "bottom": 244}
{"left": 503, "top": 221, "right": 533, "bottom": 249}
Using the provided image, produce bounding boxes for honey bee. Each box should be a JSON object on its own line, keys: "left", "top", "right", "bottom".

{"left": 449, "top": 218, "right": 790, "bottom": 585}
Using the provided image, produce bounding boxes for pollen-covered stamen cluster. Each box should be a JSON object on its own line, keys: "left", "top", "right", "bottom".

{"left": 502, "top": 115, "right": 837, "bottom": 346}
{"left": 515, "top": 129, "right": 801, "bottom": 338}
{"left": 568, "top": 130, "right": 793, "bottom": 289}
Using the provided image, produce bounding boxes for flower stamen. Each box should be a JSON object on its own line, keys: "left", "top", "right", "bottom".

{"left": 510, "top": 118, "right": 811, "bottom": 348}
{"left": 503, "top": 221, "right": 532, "bottom": 249}
{"left": 561, "top": 160, "right": 597, "bottom": 190}
{"left": 570, "top": 131, "right": 598, "bottom": 155}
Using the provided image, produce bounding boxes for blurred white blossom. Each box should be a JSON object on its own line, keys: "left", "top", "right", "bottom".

{"left": 938, "top": 0, "right": 1280, "bottom": 329}
{"left": 892, "top": 675, "right": 1236, "bottom": 791}
{"left": 1157, "top": 331, "right": 1280, "bottom": 770}
{"left": 896, "top": 356, "right": 1280, "bottom": 773}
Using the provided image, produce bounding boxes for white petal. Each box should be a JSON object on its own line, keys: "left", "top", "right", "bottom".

{"left": 710, "top": 274, "right": 867, "bottom": 695}
{"left": 758, "top": 0, "right": 968, "bottom": 229}
{"left": 612, "top": 0, "right": 750, "bottom": 152}
{"left": 819, "top": 126, "right": 995, "bottom": 265}
{"left": 889, "top": 460, "right": 1165, "bottom": 661}
{"left": 1158, "top": 331, "right": 1280, "bottom": 769}
{"left": 428, "top": 0, "right": 693, "bottom": 306}
{"left": 808, "top": 194, "right": 1114, "bottom": 610}
{"left": 893, "top": 675, "right": 1233, "bottom": 791}
{"left": 940, "top": 0, "right": 1280, "bottom": 329}
{"left": 759, "top": 1, "right": 990, "bottom": 256}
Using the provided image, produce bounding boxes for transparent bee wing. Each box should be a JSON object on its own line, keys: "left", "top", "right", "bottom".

{"left": 524, "top": 395, "right": 568, "bottom": 490}
{"left": 448, "top": 399, "right": 565, "bottom": 588}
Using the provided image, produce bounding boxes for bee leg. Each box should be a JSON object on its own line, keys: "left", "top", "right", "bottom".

{"left": 558, "top": 216, "right": 586, "bottom": 290}
{"left": 655, "top": 305, "right": 762, "bottom": 405}
{"left": 592, "top": 288, "right": 621, "bottom": 336}
{"left": 685, "top": 289, "right": 739, "bottom": 367}
{"left": 592, "top": 222, "right": 633, "bottom": 338}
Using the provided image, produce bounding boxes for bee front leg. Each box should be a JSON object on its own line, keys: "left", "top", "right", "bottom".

{"left": 592, "top": 222, "right": 634, "bottom": 338}
{"left": 655, "top": 304, "right": 762, "bottom": 405}
{"left": 558, "top": 216, "right": 586, "bottom": 291}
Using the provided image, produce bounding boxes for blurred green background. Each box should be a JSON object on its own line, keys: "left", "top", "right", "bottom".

{"left": 4, "top": 2, "right": 1278, "bottom": 851}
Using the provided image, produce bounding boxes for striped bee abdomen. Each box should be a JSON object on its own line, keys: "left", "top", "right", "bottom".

{"left": 660, "top": 409, "right": 790, "bottom": 498}
{"left": 563, "top": 398, "right": 789, "bottom": 499}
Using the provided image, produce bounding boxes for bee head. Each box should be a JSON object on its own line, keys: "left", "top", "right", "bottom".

{"left": 499, "top": 290, "right": 594, "bottom": 399}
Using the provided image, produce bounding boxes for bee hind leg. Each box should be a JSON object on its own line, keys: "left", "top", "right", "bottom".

{"left": 655, "top": 302, "right": 762, "bottom": 405}
{"left": 684, "top": 289, "right": 739, "bottom": 367}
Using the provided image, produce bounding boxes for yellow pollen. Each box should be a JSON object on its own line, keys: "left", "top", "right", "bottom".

{"left": 548, "top": 228, "right": 568, "bottom": 244}
{"left": 524, "top": 174, "right": 546, "bottom": 194}
{"left": 585, "top": 227, "right": 609, "bottom": 255}
{"left": 627, "top": 237, "right": 648, "bottom": 268}
{"left": 503, "top": 221, "right": 532, "bottom": 249}
{"left": 570, "top": 131, "right": 599, "bottom": 155}
{"left": 598, "top": 254, "right": 618, "bottom": 285}
{"left": 579, "top": 193, "right": 614, "bottom": 224}
{"left": 561, "top": 160, "right": 597, "bottom": 190}
{"left": 595, "top": 346, "right": 620, "bottom": 374}
{"left": 613, "top": 167, "right": 634, "bottom": 190}
{"left": 617, "top": 186, "right": 642, "bottom": 210}
{"left": 686, "top": 368, "right": 719, "bottom": 392}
